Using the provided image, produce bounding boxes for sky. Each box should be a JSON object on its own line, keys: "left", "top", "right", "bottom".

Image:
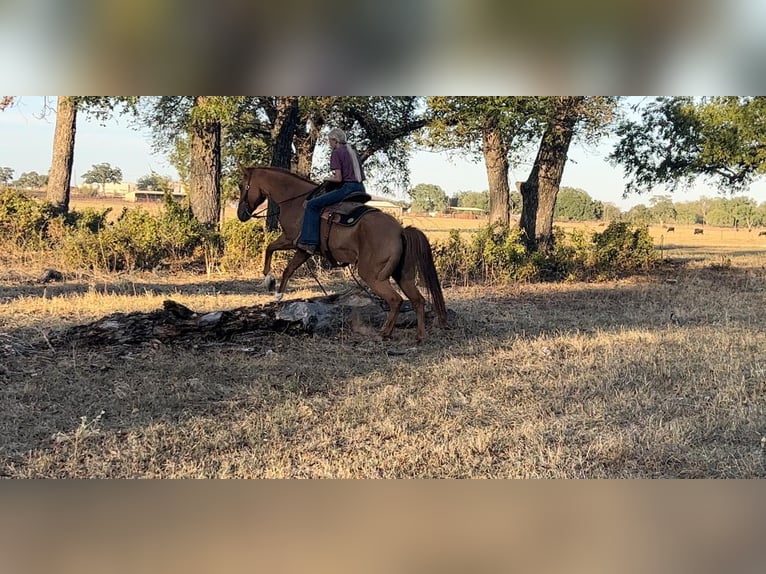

{"left": 2, "top": 96, "right": 766, "bottom": 212}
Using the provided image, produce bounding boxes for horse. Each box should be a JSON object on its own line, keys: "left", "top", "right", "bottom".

{"left": 236, "top": 166, "right": 448, "bottom": 342}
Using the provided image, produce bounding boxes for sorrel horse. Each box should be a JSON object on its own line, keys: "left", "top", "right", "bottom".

{"left": 237, "top": 167, "right": 448, "bottom": 341}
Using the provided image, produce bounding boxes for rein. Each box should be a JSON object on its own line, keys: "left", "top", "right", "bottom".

{"left": 243, "top": 169, "right": 317, "bottom": 217}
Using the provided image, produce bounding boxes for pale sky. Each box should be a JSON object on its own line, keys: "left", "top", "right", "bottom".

{"left": 2, "top": 96, "right": 766, "bottom": 211}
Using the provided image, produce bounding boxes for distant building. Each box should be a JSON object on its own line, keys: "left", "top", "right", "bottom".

{"left": 367, "top": 197, "right": 405, "bottom": 217}
{"left": 447, "top": 206, "right": 488, "bottom": 219}
{"left": 125, "top": 189, "right": 187, "bottom": 202}
{"left": 81, "top": 180, "right": 188, "bottom": 201}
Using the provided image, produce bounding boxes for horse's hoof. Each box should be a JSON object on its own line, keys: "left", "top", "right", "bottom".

{"left": 263, "top": 274, "right": 276, "bottom": 292}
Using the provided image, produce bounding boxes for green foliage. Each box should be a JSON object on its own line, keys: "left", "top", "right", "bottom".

{"left": 0, "top": 188, "right": 57, "bottom": 249}
{"left": 0, "top": 166, "right": 13, "bottom": 184}
{"left": 424, "top": 97, "right": 545, "bottom": 160}
{"left": 431, "top": 224, "right": 533, "bottom": 284}
{"left": 432, "top": 221, "right": 656, "bottom": 285}
{"left": 456, "top": 190, "right": 489, "bottom": 212}
{"left": 408, "top": 183, "right": 448, "bottom": 213}
{"left": 217, "top": 218, "right": 268, "bottom": 272}
{"left": 626, "top": 195, "right": 766, "bottom": 228}
{"left": 13, "top": 171, "right": 48, "bottom": 189}
{"left": 81, "top": 163, "right": 123, "bottom": 190}
{"left": 611, "top": 96, "right": 766, "bottom": 194}
{"left": 591, "top": 222, "right": 656, "bottom": 278}
{"left": 137, "top": 172, "right": 173, "bottom": 191}
{"left": 554, "top": 187, "right": 604, "bottom": 221}
{"left": 60, "top": 194, "right": 210, "bottom": 271}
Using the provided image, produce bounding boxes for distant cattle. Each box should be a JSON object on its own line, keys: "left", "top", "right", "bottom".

{"left": 694, "top": 228, "right": 704, "bottom": 235}
{"left": 759, "top": 231, "right": 766, "bottom": 237}
{"left": 666, "top": 226, "right": 675, "bottom": 232}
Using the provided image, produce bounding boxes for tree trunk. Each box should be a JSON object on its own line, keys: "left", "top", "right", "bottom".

{"left": 294, "top": 114, "right": 324, "bottom": 177}
{"left": 520, "top": 97, "right": 582, "bottom": 253}
{"left": 47, "top": 96, "right": 77, "bottom": 214}
{"left": 189, "top": 96, "right": 221, "bottom": 227}
{"left": 482, "top": 124, "right": 510, "bottom": 226}
{"left": 267, "top": 97, "right": 299, "bottom": 231}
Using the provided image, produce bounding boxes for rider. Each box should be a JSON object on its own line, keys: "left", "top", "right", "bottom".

{"left": 296, "top": 127, "right": 366, "bottom": 255}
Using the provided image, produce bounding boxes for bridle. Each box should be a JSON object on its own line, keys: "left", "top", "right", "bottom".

{"left": 241, "top": 168, "right": 317, "bottom": 217}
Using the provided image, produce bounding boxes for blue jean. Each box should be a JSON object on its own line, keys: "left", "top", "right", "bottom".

{"left": 299, "top": 182, "right": 365, "bottom": 245}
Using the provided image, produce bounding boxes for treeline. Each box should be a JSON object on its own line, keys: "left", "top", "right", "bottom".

{"left": 415, "top": 186, "right": 616, "bottom": 221}
{"left": 624, "top": 195, "right": 766, "bottom": 228}
{"left": 449, "top": 188, "right": 766, "bottom": 228}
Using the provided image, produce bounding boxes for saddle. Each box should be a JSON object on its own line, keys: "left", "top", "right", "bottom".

{"left": 308, "top": 181, "right": 372, "bottom": 205}
{"left": 301, "top": 182, "right": 376, "bottom": 266}
{"left": 320, "top": 202, "right": 375, "bottom": 225}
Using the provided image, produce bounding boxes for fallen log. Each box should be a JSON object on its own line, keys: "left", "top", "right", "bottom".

{"left": 47, "top": 288, "right": 442, "bottom": 347}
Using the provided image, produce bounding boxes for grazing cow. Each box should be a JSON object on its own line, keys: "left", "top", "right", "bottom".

{"left": 694, "top": 228, "right": 704, "bottom": 235}
{"left": 759, "top": 231, "right": 766, "bottom": 236}
{"left": 666, "top": 226, "right": 675, "bottom": 232}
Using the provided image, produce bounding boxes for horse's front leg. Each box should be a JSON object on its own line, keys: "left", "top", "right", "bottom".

{"left": 262, "top": 234, "right": 294, "bottom": 292}
{"left": 274, "top": 250, "right": 311, "bottom": 302}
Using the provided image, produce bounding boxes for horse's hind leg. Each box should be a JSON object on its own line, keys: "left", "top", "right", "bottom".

{"left": 395, "top": 276, "right": 426, "bottom": 343}
{"left": 362, "top": 276, "right": 403, "bottom": 338}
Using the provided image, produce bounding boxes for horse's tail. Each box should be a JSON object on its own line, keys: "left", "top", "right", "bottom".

{"left": 399, "top": 226, "right": 448, "bottom": 326}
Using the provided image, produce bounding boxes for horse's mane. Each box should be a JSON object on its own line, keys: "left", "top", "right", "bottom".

{"left": 254, "top": 166, "right": 318, "bottom": 186}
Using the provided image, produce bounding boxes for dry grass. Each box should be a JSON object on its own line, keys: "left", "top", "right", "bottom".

{"left": 2, "top": 218, "right": 766, "bottom": 478}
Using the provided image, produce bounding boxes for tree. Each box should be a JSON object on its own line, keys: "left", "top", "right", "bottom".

{"left": 602, "top": 202, "right": 622, "bottom": 221}
{"left": 648, "top": 195, "right": 677, "bottom": 225}
{"left": 554, "top": 187, "right": 602, "bottom": 221}
{"left": 0, "top": 167, "right": 13, "bottom": 185}
{"left": 137, "top": 172, "right": 173, "bottom": 191}
{"left": 14, "top": 171, "right": 48, "bottom": 189}
{"left": 425, "top": 97, "right": 542, "bottom": 226}
{"left": 266, "top": 96, "right": 299, "bottom": 231}
{"left": 82, "top": 162, "right": 123, "bottom": 193}
{"left": 611, "top": 97, "right": 766, "bottom": 195}
{"left": 142, "top": 97, "right": 426, "bottom": 227}
{"left": 287, "top": 97, "right": 427, "bottom": 192}
{"left": 626, "top": 204, "right": 651, "bottom": 225}
{"left": 408, "top": 183, "right": 448, "bottom": 213}
{"left": 188, "top": 96, "right": 223, "bottom": 226}
{"left": 674, "top": 201, "right": 702, "bottom": 225}
{"left": 519, "top": 96, "right": 618, "bottom": 252}
{"left": 456, "top": 190, "right": 489, "bottom": 212}
{"left": 730, "top": 196, "right": 758, "bottom": 229}
{"left": 47, "top": 96, "right": 77, "bottom": 213}
{"left": 45, "top": 96, "right": 138, "bottom": 214}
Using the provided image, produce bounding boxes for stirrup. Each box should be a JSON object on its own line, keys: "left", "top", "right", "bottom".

{"left": 296, "top": 242, "right": 316, "bottom": 255}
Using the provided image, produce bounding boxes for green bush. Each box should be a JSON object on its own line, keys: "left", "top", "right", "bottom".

{"left": 432, "top": 229, "right": 473, "bottom": 285}
{"left": 431, "top": 222, "right": 657, "bottom": 285}
{"left": 0, "top": 188, "right": 57, "bottom": 249}
{"left": 592, "top": 221, "right": 656, "bottom": 278}
{"left": 218, "top": 218, "right": 268, "bottom": 272}
{"left": 432, "top": 224, "right": 529, "bottom": 285}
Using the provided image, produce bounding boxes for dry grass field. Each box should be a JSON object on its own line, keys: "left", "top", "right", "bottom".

{"left": 2, "top": 209, "right": 766, "bottom": 477}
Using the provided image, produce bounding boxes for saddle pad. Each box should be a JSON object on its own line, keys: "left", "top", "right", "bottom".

{"left": 322, "top": 204, "right": 377, "bottom": 226}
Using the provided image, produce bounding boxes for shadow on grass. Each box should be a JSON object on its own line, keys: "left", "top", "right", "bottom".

{"left": 2, "top": 263, "right": 766, "bottom": 477}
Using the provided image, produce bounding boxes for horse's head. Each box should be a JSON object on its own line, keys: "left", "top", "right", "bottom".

{"left": 237, "top": 167, "right": 266, "bottom": 222}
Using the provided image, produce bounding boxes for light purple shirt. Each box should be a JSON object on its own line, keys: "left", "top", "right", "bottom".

{"left": 330, "top": 145, "right": 365, "bottom": 182}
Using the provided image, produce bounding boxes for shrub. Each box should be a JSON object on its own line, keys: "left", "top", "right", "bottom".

{"left": 0, "top": 188, "right": 57, "bottom": 249}
{"left": 432, "top": 224, "right": 528, "bottom": 285}
{"left": 218, "top": 218, "right": 268, "bottom": 272}
{"left": 156, "top": 194, "right": 208, "bottom": 262}
{"left": 431, "top": 222, "right": 657, "bottom": 285}
{"left": 592, "top": 221, "right": 656, "bottom": 278}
